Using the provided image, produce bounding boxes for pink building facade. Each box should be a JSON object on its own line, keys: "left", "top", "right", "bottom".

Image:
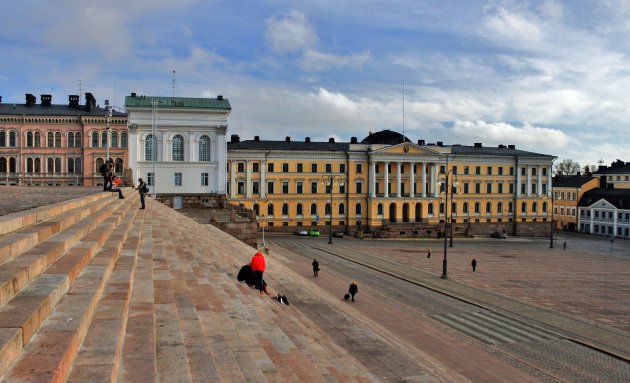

{"left": 0, "top": 93, "right": 128, "bottom": 186}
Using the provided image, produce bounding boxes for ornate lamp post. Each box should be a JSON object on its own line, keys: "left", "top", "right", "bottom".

{"left": 105, "top": 100, "right": 112, "bottom": 165}
{"left": 545, "top": 191, "right": 554, "bottom": 248}
{"left": 436, "top": 167, "right": 456, "bottom": 279}
{"left": 321, "top": 174, "right": 345, "bottom": 244}
{"left": 449, "top": 179, "right": 459, "bottom": 247}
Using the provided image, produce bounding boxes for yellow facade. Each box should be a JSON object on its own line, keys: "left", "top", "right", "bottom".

{"left": 553, "top": 177, "right": 599, "bottom": 231}
{"left": 227, "top": 133, "right": 555, "bottom": 235}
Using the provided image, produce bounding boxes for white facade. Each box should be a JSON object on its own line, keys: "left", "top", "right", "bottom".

{"left": 126, "top": 96, "right": 230, "bottom": 195}
{"left": 578, "top": 199, "right": 630, "bottom": 238}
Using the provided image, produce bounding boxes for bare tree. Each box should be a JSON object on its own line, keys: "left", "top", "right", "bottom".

{"left": 582, "top": 164, "right": 596, "bottom": 175}
{"left": 554, "top": 159, "right": 581, "bottom": 175}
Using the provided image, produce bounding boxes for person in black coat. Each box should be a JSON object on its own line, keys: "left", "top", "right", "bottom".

{"left": 348, "top": 281, "right": 358, "bottom": 302}
{"left": 312, "top": 259, "right": 320, "bottom": 277}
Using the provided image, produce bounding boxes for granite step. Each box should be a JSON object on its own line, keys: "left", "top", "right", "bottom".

{"left": 1, "top": 197, "right": 140, "bottom": 382}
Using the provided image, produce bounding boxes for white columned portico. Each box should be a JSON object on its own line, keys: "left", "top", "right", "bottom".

{"left": 409, "top": 161, "right": 415, "bottom": 198}
{"left": 384, "top": 161, "right": 389, "bottom": 198}
{"left": 421, "top": 162, "right": 427, "bottom": 197}
{"left": 431, "top": 163, "right": 438, "bottom": 196}
{"left": 369, "top": 160, "right": 376, "bottom": 198}
{"left": 396, "top": 161, "right": 401, "bottom": 197}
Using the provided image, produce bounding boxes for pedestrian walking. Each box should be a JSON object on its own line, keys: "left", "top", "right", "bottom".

{"left": 312, "top": 259, "right": 320, "bottom": 277}
{"left": 427, "top": 245, "right": 431, "bottom": 258}
{"left": 348, "top": 281, "right": 358, "bottom": 302}
{"left": 137, "top": 178, "right": 148, "bottom": 209}
{"left": 471, "top": 258, "right": 477, "bottom": 272}
{"left": 251, "top": 251, "right": 266, "bottom": 294}
{"left": 563, "top": 241, "right": 567, "bottom": 250}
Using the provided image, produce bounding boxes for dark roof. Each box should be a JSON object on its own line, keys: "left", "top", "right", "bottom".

{"left": 361, "top": 129, "right": 410, "bottom": 145}
{"left": 594, "top": 164, "right": 630, "bottom": 174}
{"left": 228, "top": 140, "right": 349, "bottom": 152}
{"left": 0, "top": 103, "right": 126, "bottom": 117}
{"left": 553, "top": 175, "right": 597, "bottom": 188}
{"left": 124, "top": 95, "right": 231, "bottom": 110}
{"left": 578, "top": 189, "right": 630, "bottom": 209}
{"left": 449, "top": 145, "right": 554, "bottom": 158}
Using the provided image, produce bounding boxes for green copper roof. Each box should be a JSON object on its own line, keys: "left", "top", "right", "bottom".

{"left": 124, "top": 94, "right": 231, "bottom": 110}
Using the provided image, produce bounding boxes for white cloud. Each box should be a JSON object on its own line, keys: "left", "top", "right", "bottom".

{"left": 266, "top": 10, "right": 319, "bottom": 53}
{"left": 451, "top": 120, "right": 568, "bottom": 149}
{"left": 300, "top": 49, "right": 370, "bottom": 71}
{"left": 481, "top": 6, "right": 546, "bottom": 49}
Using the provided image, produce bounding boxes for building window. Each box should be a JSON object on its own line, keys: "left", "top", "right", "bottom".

{"left": 311, "top": 163, "right": 317, "bottom": 173}
{"left": 120, "top": 132, "right": 127, "bottom": 148}
{"left": 297, "top": 163, "right": 303, "bottom": 173}
{"left": 174, "top": 172, "right": 182, "bottom": 186}
{"left": 464, "top": 166, "right": 469, "bottom": 175}
{"left": 268, "top": 163, "right": 274, "bottom": 172}
{"left": 237, "top": 181, "right": 245, "bottom": 194}
{"left": 252, "top": 163, "right": 259, "bottom": 173}
{"left": 474, "top": 202, "right": 480, "bottom": 213}
{"left": 310, "top": 203, "right": 317, "bottom": 215}
{"left": 463, "top": 183, "right": 470, "bottom": 194}
{"left": 498, "top": 167, "right": 504, "bottom": 175}
{"left": 339, "top": 203, "right": 345, "bottom": 214}
{"left": 296, "top": 203, "right": 303, "bottom": 215}
{"left": 101, "top": 131, "right": 107, "bottom": 148}
{"left": 356, "top": 182, "right": 363, "bottom": 194}
{"left": 311, "top": 181, "right": 318, "bottom": 194}
{"left": 145, "top": 134, "right": 157, "bottom": 161}
{"left": 201, "top": 173, "right": 209, "bottom": 186}
{"left": 48, "top": 132, "right": 54, "bottom": 147}
{"left": 475, "top": 183, "right": 481, "bottom": 194}
{"left": 252, "top": 181, "right": 259, "bottom": 194}
{"left": 147, "top": 172, "right": 155, "bottom": 186}
{"left": 521, "top": 202, "right": 527, "bottom": 213}
{"left": 486, "top": 183, "right": 492, "bottom": 193}
{"left": 172, "top": 135, "right": 184, "bottom": 161}
{"left": 282, "top": 204, "right": 289, "bottom": 215}
{"left": 67, "top": 132, "right": 74, "bottom": 148}
{"left": 463, "top": 202, "right": 469, "bottom": 213}
{"left": 111, "top": 132, "right": 118, "bottom": 148}
{"left": 440, "top": 165, "right": 446, "bottom": 174}
{"left": 377, "top": 203, "right": 383, "bottom": 215}
{"left": 282, "top": 181, "right": 289, "bottom": 194}
{"left": 487, "top": 166, "right": 492, "bottom": 175}
{"left": 355, "top": 204, "right": 362, "bottom": 215}
{"left": 340, "top": 164, "right": 346, "bottom": 173}
{"left": 267, "top": 204, "right": 274, "bottom": 216}
{"left": 199, "top": 135, "right": 211, "bottom": 161}
{"left": 92, "top": 132, "right": 99, "bottom": 147}
{"left": 0, "top": 131, "right": 4, "bottom": 146}
{"left": 326, "top": 164, "right": 332, "bottom": 173}
{"left": 486, "top": 202, "right": 492, "bottom": 213}
{"left": 283, "top": 163, "right": 289, "bottom": 172}
{"left": 325, "top": 203, "right": 331, "bottom": 214}
{"left": 475, "top": 166, "right": 481, "bottom": 175}
{"left": 68, "top": 158, "right": 74, "bottom": 173}
{"left": 26, "top": 131, "right": 34, "bottom": 147}
{"left": 356, "top": 163, "right": 363, "bottom": 173}
{"left": 297, "top": 182, "right": 303, "bottom": 194}
{"left": 267, "top": 181, "right": 274, "bottom": 194}
{"left": 498, "top": 183, "right": 503, "bottom": 194}
{"left": 35, "top": 132, "right": 42, "bottom": 147}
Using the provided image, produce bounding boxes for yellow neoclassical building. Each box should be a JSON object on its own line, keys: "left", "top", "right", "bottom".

{"left": 227, "top": 130, "right": 556, "bottom": 237}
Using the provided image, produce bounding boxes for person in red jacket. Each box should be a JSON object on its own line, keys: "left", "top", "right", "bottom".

{"left": 250, "top": 251, "right": 266, "bottom": 293}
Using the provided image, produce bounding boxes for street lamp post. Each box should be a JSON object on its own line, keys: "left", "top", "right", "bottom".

{"left": 549, "top": 191, "right": 554, "bottom": 248}
{"left": 449, "top": 179, "right": 459, "bottom": 248}
{"left": 436, "top": 167, "right": 455, "bottom": 279}
{"left": 321, "top": 174, "right": 345, "bottom": 244}
{"left": 105, "top": 100, "right": 112, "bottom": 164}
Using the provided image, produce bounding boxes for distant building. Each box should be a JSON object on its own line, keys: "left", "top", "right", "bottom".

{"left": 594, "top": 160, "right": 630, "bottom": 190}
{"left": 551, "top": 174, "right": 599, "bottom": 231}
{"left": 227, "top": 130, "right": 556, "bottom": 236}
{"left": 125, "top": 93, "right": 230, "bottom": 208}
{"left": 0, "top": 93, "right": 128, "bottom": 186}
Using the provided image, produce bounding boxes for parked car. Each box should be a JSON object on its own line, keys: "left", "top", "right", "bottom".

{"left": 307, "top": 229, "right": 320, "bottom": 237}
{"left": 490, "top": 231, "right": 508, "bottom": 239}
{"left": 332, "top": 230, "right": 344, "bottom": 238}
{"left": 293, "top": 229, "right": 308, "bottom": 236}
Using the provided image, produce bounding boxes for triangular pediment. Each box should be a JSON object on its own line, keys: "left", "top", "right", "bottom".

{"left": 590, "top": 199, "right": 616, "bottom": 209}
{"left": 371, "top": 143, "right": 442, "bottom": 156}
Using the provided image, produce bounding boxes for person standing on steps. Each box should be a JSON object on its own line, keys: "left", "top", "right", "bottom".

{"left": 471, "top": 258, "right": 477, "bottom": 272}
{"left": 137, "top": 178, "right": 147, "bottom": 209}
{"left": 312, "top": 259, "right": 320, "bottom": 277}
{"left": 427, "top": 245, "right": 431, "bottom": 258}
{"left": 100, "top": 160, "right": 112, "bottom": 192}
{"left": 348, "top": 281, "right": 358, "bottom": 302}
{"left": 251, "top": 251, "right": 266, "bottom": 294}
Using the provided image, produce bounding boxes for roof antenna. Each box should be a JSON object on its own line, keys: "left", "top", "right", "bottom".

{"left": 402, "top": 82, "right": 405, "bottom": 139}
{"left": 172, "top": 70, "right": 176, "bottom": 98}
{"left": 78, "top": 79, "right": 83, "bottom": 101}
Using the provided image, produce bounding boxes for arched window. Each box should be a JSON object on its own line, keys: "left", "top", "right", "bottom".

{"left": 91, "top": 132, "right": 99, "bottom": 147}
{"left": 34, "top": 132, "right": 41, "bottom": 147}
{"left": 532, "top": 202, "right": 538, "bottom": 213}
{"left": 199, "top": 135, "right": 211, "bottom": 161}
{"left": 68, "top": 132, "right": 74, "bottom": 148}
{"left": 452, "top": 202, "right": 457, "bottom": 215}
{"left": 48, "top": 132, "right": 54, "bottom": 147}
{"left": 8, "top": 157, "right": 15, "bottom": 172}
{"left": 9, "top": 131, "right": 16, "bottom": 147}
{"left": 497, "top": 202, "right": 503, "bottom": 214}
{"left": 75, "top": 132, "right": 81, "bottom": 148}
{"left": 428, "top": 203, "right": 434, "bottom": 215}
{"left": 27, "top": 158, "right": 33, "bottom": 173}
{"left": 34, "top": 158, "right": 41, "bottom": 173}
{"left": 439, "top": 202, "right": 445, "bottom": 214}
{"left": 463, "top": 202, "right": 469, "bottom": 213}
{"left": 253, "top": 204, "right": 259, "bottom": 216}
{"left": 55, "top": 158, "right": 61, "bottom": 174}
{"left": 101, "top": 131, "right": 107, "bottom": 148}
{"left": 55, "top": 132, "right": 61, "bottom": 147}
{"left": 121, "top": 132, "right": 127, "bottom": 148}
{"left": 111, "top": 132, "right": 118, "bottom": 148}
{"left": 508, "top": 202, "right": 514, "bottom": 213}
{"left": 172, "top": 135, "right": 184, "bottom": 161}
{"left": 339, "top": 203, "right": 345, "bottom": 215}
{"left": 68, "top": 158, "right": 75, "bottom": 173}
{"left": 27, "top": 132, "right": 33, "bottom": 147}
{"left": 325, "top": 203, "right": 331, "bottom": 215}
{"left": 0, "top": 158, "right": 6, "bottom": 172}
{"left": 521, "top": 202, "right": 527, "bottom": 213}
{"left": 145, "top": 134, "right": 156, "bottom": 161}
{"left": 486, "top": 202, "right": 492, "bottom": 213}
{"left": 115, "top": 158, "right": 123, "bottom": 173}
{"left": 282, "top": 203, "right": 289, "bottom": 215}
{"left": 310, "top": 203, "right": 317, "bottom": 215}
{"left": 377, "top": 203, "right": 383, "bottom": 215}
{"left": 75, "top": 158, "right": 82, "bottom": 174}
{"left": 542, "top": 202, "right": 547, "bottom": 212}
{"left": 355, "top": 203, "right": 362, "bottom": 215}
{"left": 0, "top": 131, "right": 5, "bottom": 146}
{"left": 47, "top": 158, "right": 54, "bottom": 173}
{"left": 267, "top": 204, "right": 274, "bottom": 216}
{"left": 96, "top": 158, "right": 104, "bottom": 174}
{"left": 474, "top": 202, "right": 480, "bottom": 213}
{"left": 296, "top": 203, "right": 303, "bottom": 215}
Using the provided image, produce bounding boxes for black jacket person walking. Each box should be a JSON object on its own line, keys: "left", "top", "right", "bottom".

{"left": 312, "top": 259, "right": 319, "bottom": 277}
{"left": 348, "top": 281, "right": 358, "bottom": 302}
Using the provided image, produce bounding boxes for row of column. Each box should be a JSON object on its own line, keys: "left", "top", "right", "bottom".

{"left": 369, "top": 161, "right": 438, "bottom": 198}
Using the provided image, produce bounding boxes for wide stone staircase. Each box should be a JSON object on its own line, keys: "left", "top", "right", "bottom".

{"left": 0, "top": 190, "right": 381, "bottom": 382}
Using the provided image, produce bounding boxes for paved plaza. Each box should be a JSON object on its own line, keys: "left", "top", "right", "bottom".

{"left": 0, "top": 186, "right": 102, "bottom": 216}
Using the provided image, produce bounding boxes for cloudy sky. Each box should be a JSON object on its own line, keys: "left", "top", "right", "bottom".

{"left": 2, "top": 0, "right": 629, "bottom": 168}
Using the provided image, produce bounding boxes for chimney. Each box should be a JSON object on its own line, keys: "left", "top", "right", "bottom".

{"left": 498, "top": 144, "right": 506, "bottom": 148}
{"left": 41, "top": 94, "right": 52, "bottom": 106}
{"left": 576, "top": 171, "right": 581, "bottom": 176}
{"left": 418, "top": 139, "right": 425, "bottom": 145}
{"left": 0, "top": 96, "right": 2, "bottom": 104}
{"left": 329, "top": 137, "right": 335, "bottom": 143}
{"left": 254, "top": 136, "right": 260, "bottom": 141}
{"left": 474, "top": 142, "right": 482, "bottom": 148}
{"left": 25, "top": 93, "right": 36, "bottom": 107}
{"left": 69, "top": 95, "right": 80, "bottom": 108}
{"left": 508, "top": 144, "right": 516, "bottom": 149}
{"left": 350, "top": 137, "right": 357, "bottom": 144}
{"left": 85, "top": 92, "right": 96, "bottom": 112}
{"left": 285, "top": 136, "right": 291, "bottom": 142}
{"left": 230, "top": 134, "right": 240, "bottom": 143}
{"left": 437, "top": 141, "right": 443, "bottom": 146}
{"left": 305, "top": 137, "right": 311, "bottom": 143}
{"left": 217, "top": 95, "right": 224, "bottom": 100}
{"left": 130, "top": 92, "right": 137, "bottom": 97}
